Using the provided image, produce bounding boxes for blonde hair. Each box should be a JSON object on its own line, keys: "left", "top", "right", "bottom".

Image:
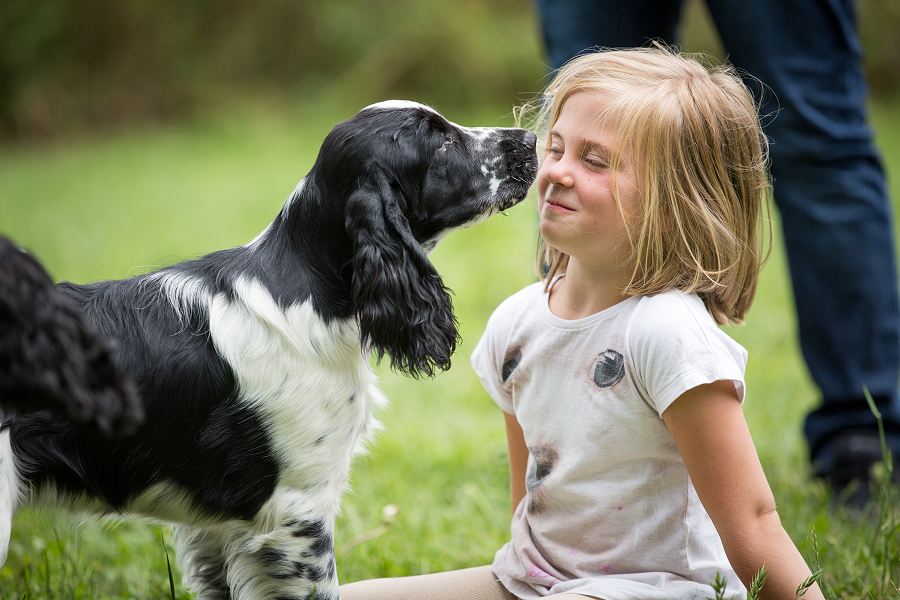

{"left": 518, "top": 46, "right": 772, "bottom": 325}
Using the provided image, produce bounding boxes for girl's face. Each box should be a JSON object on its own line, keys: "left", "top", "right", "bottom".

{"left": 537, "top": 93, "right": 642, "bottom": 273}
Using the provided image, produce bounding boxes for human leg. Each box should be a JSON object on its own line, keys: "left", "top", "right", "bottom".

{"left": 532, "top": 0, "right": 684, "bottom": 69}
{"left": 706, "top": 0, "right": 900, "bottom": 499}
{"left": 339, "top": 565, "right": 517, "bottom": 600}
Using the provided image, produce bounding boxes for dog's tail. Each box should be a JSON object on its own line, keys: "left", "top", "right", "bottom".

{"left": 0, "top": 234, "right": 144, "bottom": 437}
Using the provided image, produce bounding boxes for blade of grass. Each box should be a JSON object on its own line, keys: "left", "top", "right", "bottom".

{"left": 161, "top": 530, "right": 177, "bottom": 600}
{"left": 794, "top": 568, "right": 821, "bottom": 599}
{"left": 748, "top": 566, "right": 767, "bottom": 600}
{"left": 863, "top": 386, "right": 898, "bottom": 598}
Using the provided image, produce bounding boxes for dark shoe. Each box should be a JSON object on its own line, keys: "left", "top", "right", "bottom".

{"left": 818, "top": 430, "right": 896, "bottom": 510}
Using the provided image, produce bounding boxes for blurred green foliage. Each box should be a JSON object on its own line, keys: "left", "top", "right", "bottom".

{"left": 0, "top": 0, "right": 546, "bottom": 139}
{"left": 2, "top": 0, "right": 899, "bottom": 141}
{"left": 859, "top": 0, "right": 900, "bottom": 95}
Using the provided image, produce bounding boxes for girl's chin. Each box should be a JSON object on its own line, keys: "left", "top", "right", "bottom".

{"left": 539, "top": 223, "right": 573, "bottom": 252}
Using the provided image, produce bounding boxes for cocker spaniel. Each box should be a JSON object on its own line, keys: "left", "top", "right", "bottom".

{"left": 0, "top": 101, "right": 537, "bottom": 600}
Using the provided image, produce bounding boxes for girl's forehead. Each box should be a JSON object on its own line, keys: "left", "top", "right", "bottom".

{"left": 551, "top": 93, "right": 626, "bottom": 153}
{"left": 556, "top": 89, "right": 616, "bottom": 117}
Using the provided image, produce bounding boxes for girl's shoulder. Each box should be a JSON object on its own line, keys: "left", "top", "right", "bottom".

{"left": 627, "top": 291, "right": 748, "bottom": 410}
{"left": 487, "top": 280, "right": 547, "bottom": 322}
{"left": 630, "top": 290, "right": 712, "bottom": 328}
{"left": 626, "top": 290, "right": 747, "bottom": 366}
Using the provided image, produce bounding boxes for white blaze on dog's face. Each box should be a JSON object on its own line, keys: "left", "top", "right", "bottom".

{"left": 320, "top": 100, "right": 538, "bottom": 253}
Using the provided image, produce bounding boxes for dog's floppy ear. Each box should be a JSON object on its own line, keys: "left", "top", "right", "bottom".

{"left": 345, "top": 176, "right": 459, "bottom": 378}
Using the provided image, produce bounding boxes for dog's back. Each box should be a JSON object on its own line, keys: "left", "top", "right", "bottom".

{"left": 9, "top": 258, "right": 280, "bottom": 520}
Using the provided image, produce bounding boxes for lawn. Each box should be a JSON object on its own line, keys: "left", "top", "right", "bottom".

{"left": 1, "top": 97, "right": 899, "bottom": 599}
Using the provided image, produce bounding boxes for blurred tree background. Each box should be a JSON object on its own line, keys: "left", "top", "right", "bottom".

{"left": 1, "top": 0, "right": 898, "bottom": 141}
{"left": 0, "top": 0, "right": 543, "bottom": 139}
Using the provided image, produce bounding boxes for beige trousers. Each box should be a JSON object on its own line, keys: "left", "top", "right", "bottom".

{"left": 339, "top": 565, "right": 597, "bottom": 600}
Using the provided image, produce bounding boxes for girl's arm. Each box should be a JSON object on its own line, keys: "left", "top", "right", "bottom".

{"left": 662, "top": 379, "right": 824, "bottom": 600}
{"left": 504, "top": 411, "right": 529, "bottom": 512}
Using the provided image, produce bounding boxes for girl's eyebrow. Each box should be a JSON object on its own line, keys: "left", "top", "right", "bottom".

{"left": 581, "top": 140, "right": 611, "bottom": 158}
{"left": 548, "top": 129, "right": 612, "bottom": 156}
{"left": 548, "top": 129, "right": 620, "bottom": 165}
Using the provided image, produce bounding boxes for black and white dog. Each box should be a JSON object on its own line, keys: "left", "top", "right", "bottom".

{"left": 0, "top": 101, "right": 537, "bottom": 600}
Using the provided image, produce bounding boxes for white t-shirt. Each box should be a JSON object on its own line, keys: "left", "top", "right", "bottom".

{"left": 470, "top": 281, "right": 748, "bottom": 600}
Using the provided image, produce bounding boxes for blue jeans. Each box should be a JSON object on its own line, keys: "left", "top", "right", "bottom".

{"left": 534, "top": 0, "right": 900, "bottom": 472}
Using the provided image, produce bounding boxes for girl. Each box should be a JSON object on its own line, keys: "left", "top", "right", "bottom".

{"left": 340, "top": 47, "right": 824, "bottom": 600}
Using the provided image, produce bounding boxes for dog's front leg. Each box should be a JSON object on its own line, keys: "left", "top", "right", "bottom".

{"left": 211, "top": 508, "right": 339, "bottom": 600}
{"left": 172, "top": 525, "right": 232, "bottom": 599}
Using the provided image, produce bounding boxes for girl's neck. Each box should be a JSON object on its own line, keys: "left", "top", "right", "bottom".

{"left": 548, "top": 258, "right": 631, "bottom": 320}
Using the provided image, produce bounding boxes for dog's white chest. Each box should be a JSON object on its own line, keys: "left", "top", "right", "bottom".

{"left": 207, "top": 277, "right": 384, "bottom": 493}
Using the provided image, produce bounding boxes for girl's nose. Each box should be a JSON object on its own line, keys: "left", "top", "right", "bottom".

{"left": 545, "top": 155, "right": 575, "bottom": 189}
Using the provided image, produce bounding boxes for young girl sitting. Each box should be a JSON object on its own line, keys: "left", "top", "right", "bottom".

{"left": 340, "top": 47, "right": 824, "bottom": 600}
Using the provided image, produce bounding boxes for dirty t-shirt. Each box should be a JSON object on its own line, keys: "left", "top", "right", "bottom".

{"left": 470, "top": 281, "right": 748, "bottom": 600}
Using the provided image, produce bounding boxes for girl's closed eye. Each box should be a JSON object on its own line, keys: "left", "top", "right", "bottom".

{"left": 581, "top": 141, "right": 612, "bottom": 171}
{"left": 544, "top": 141, "right": 564, "bottom": 158}
{"left": 582, "top": 153, "right": 608, "bottom": 170}
{"left": 545, "top": 146, "right": 562, "bottom": 158}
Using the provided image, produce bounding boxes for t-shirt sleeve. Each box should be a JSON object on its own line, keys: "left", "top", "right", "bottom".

{"left": 471, "top": 301, "right": 516, "bottom": 415}
{"left": 627, "top": 293, "right": 748, "bottom": 417}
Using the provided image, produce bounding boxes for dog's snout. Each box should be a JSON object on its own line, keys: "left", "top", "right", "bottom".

{"left": 499, "top": 129, "right": 538, "bottom": 160}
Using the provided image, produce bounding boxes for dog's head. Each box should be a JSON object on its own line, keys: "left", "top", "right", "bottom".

{"left": 312, "top": 101, "right": 538, "bottom": 378}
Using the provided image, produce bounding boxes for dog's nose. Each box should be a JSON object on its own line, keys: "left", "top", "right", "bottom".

{"left": 524, "top": 131, "right": 537, "bottom": 150}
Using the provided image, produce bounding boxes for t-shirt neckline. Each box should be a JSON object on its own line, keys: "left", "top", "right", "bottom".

{"left": 540, "top": 274, "right": 638, "bottom": 329}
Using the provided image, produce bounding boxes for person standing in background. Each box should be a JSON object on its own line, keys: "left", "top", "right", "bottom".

{"left": 533, "top": 0, "right": 900, "bottom": 508}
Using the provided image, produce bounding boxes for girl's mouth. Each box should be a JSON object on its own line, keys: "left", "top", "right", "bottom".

{"left": 544, "top": 193, "right": 574, "bottom": 212}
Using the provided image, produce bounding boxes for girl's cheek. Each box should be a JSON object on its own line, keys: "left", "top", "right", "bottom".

{"left": 536, "top": 164, "right": 551, "bottom": 200}
{"left": 536, "top": 180, "right": 547, "bottom": 209}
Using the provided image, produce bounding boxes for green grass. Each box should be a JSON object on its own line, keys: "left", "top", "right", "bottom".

{"left": 1, "top": 97, "right": 899, "bottom": 598}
